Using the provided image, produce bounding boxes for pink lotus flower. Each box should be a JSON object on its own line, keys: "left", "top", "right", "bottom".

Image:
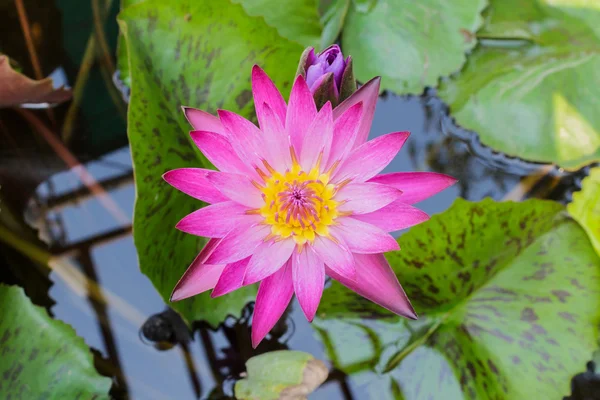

{"left": 164, "top": 66, "right": 456, "bottom": 347}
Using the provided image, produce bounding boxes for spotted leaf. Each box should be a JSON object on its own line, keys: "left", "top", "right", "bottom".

{"left": 0, "top": 285, "right": 111, "bottom": 398}
{"left": 316, "top": 199, "right": 600, "bottom": 399}
{"left": 118, "top": 0, "right": 304, "bottom": 326}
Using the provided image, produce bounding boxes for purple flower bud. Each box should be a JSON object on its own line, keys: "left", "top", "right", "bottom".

{"left": 296, "top": 45, "right": 356, "bottom": 109}
{"left": 305, "top": 45, "right": 346, "bottom": 93}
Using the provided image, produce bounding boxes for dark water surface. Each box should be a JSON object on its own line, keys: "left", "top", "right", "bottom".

{"left": 0, "top": 1, "right": 590, "bottom": 399}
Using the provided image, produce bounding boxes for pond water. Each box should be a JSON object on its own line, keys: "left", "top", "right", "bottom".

{"left": 0, "top": 1, "right": 593, "bottom": 399}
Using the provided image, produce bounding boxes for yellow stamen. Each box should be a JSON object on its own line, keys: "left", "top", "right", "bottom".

{"left": 258, "top": 161, "right": 339, "bottom": 245}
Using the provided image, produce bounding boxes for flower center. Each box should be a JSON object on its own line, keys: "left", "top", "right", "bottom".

{"left": 256, "top": 163, "right": 339, "bottom": 245}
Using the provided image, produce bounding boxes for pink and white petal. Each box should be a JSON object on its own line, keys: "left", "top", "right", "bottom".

{"left": 243, "top": 238, "right": 296, "bottom": 285}
{"left": 332, "top": 131, "right": 410, "bottom": 183}
{"left": 330, "top": 217, "right": 399, "bottom": 254}
{"left": 218, "top": 110, "right": 266, "bottom": 166}
{"left": 182, "top": 107, "right": 225, "bottom": 135}
{"left": 163, "top": 168, "right": 228, "bottom": 204}
{"left": 368, "top": 172, "right": 458, "bottom": 204}
{"left": 251, "top": 260, "right": 294, "bottom": 348}
{"left": 353, "top": 200, "right": 430, "bottom": 232}
{"left": 326, "top": 102, "right": 363, "bottom": 170}
{"left": 175, "top": 201, "right": 259, "bottom": 238}
{"left": 300, "top": 101, "right": 333, "bottom": 172}
{"left": 252, "top": 65, "right": 287, "bottom": 128}
{"left": 189, "top": 131, "right": 251, "bottom": 175}
{"left": 326, "top": 253, "right": 417, "bottom": 319}
{"left": 292, "top": 247, "right": 324, "bottom": 321}
{"left": 332, "top": 77, "right": 380, "bottom": 148}
{"left": 170, "top": 238, "right": 225, "bottom": 301}
{"left": 207, "top": 171, "right": 263, "bottom": 208}
{"left": 258, "top": 102, "right": 291, "bottom": 171}
{"left": 286, "top": 75, "right": 317, "bottom": 153}
{"left": 206, "top": 224, "right": 271, "bottom": 265}
{"left": 211, "top": 257, "right": 251, "bottom": 298}
{"left": 335, "top": 182, "right": 402, "bottom": 214}
{"left": 311, "top": 235, "right": 355, "bottom": 280}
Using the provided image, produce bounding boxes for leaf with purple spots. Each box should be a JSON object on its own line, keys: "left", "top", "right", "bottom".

{"left": 316, "top": 199, "right": 600, "bottom": 399}
{"left": 0, "top": 285, "right": 111, "bottom": 398}
{"left": 118, "top": 0, "right": 304, "bottom": 326}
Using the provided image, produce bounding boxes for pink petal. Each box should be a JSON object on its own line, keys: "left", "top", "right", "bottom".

{"left": 175, "top": 201, "right": 258, "bottom": 238}
{"left": 170, "top": 238, "right": 225, "bottom": 301}
{"left": 326, "top": 102, "right": 363, "bottom": 170}
{"left": 330, "top": 217, "right": 399, "bottom": 254}
{"left": 286, "top": 75, "right": 317, "bottom": 154}
{"left": 335, "top": 182, "right": 402, "bottom": 214}
{"left": 189, "top": 130, "right": 251, "bottom": 175}
{"left": 353, "top": 200, "right": 430, "bottom": 232}
{"left": 182, "top": 107, "right": 225, "bottom": 135}
{"left": 252, "top": 260, "right": 294, "bottom": 348}
{"left": 211, "top": 257, "right": 251, "bottom": 297}
{"left": 252, "top": 65, "right": 287, "bottom": 129}
{"left": 311, "top": 235, "right": 355, "bottom": 280}
{"left": 257, "top": 102, "right": 291, "bottom": 171}
{"left": 205, "top": 224, "right": 271, "bottom": 265}
{"left": 332, "top": 77, "right": 380, "bottom": 148}
{"left": 163, "top": 168, "right": 228, "bottom": 204}
{"left": 300, "top": 101, "right": 333, "bottom": 172}
{"left": 207, "top": 171, "right": 263, "bottom": 208}
{"left": 292, "top": 247, "right": 324, "bottom": 321}
{"left": 326, "top": 253, "right": 417, "bottom": 319}
{"left": 243, "top": 239, "right": 296, "bottom": 285}
{"left": 368, "top": 172, "right": 458, "bottom": 204}
{"left": 332, "top": 131, "right": 410, "bottom": 183}
{"left": 218, "top": 109, "right": 266, "bottom": 167}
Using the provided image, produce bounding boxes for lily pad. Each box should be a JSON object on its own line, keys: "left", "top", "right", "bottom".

{"left": 118, "top": 0, "right": 303, "bottom": 326}
{"left": 341, "top": 0, "right": 487, "bottom": 94}
{"left": 0, "top": 284, "right": 111, "bottom": 398}
{"left": 232, "top": 0, "right": 322, "bottom": 48}
{"left": 316, "top": 199, "right": 600, "bottom": 399}
{"left": 235, "top": 350, "right": 329, "bottom": 400}
{"left": 569, "top": 167, "right": 600, "bottom": 257}
{"left": 438, "top": 0, "right": 600, "bottom": 170}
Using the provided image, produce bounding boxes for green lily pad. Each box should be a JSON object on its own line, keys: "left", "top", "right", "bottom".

{"left": 341, "top": 0, "right": 487, "bottom": 94}
{"left": 569, "top": 167, "right": 600, "bottom": 257}
{"left": 438, "top": 0, "right": 600, "bottom": 170}
{"left": 235, "top": 350, "right": 329, "bottom": 400}
{"left": 0, "top": 284, "right": 111, "bottom": 398}
{"left": 118, "top": 0, "right": 303, "bottom": 326}
{"left": 316, "top": 199, "right": 600, "bottom": 399}
{"left": 232, "top": 0, "right": 322, "bottom": 48}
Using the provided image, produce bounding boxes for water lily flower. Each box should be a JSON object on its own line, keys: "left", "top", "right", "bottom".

{"left": 297, "top": 45, "right": 355, "bottom": 108}
{"left": 164, "top": 66, "right": 456, "bottom": 347}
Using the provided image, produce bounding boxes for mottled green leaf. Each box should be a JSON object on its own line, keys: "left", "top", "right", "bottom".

{"left": 319, "top": 0, "right": 350, "bottom": 49}
{"left": 438, "top": 0, "right": 600, "bottom": 170}
{"left": 341, "top": 0, "right": 487, "bottom": 93}
{"left": 235, "top": 351, "right": 328, "bottom": 400}
{"left": 118, "top": 0, "right": 303, "bottom": 326}
{"left": 316, "top": 199, "right": 600, "bottom": 399}
{"left": 233, "top": 0, "right": 322, "bottom": 48}
{"left": 569, "top": 167, "right": 600, "bottom": 257}
{"left": 0, "top": 284, "right": 111, "bottom": 398}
